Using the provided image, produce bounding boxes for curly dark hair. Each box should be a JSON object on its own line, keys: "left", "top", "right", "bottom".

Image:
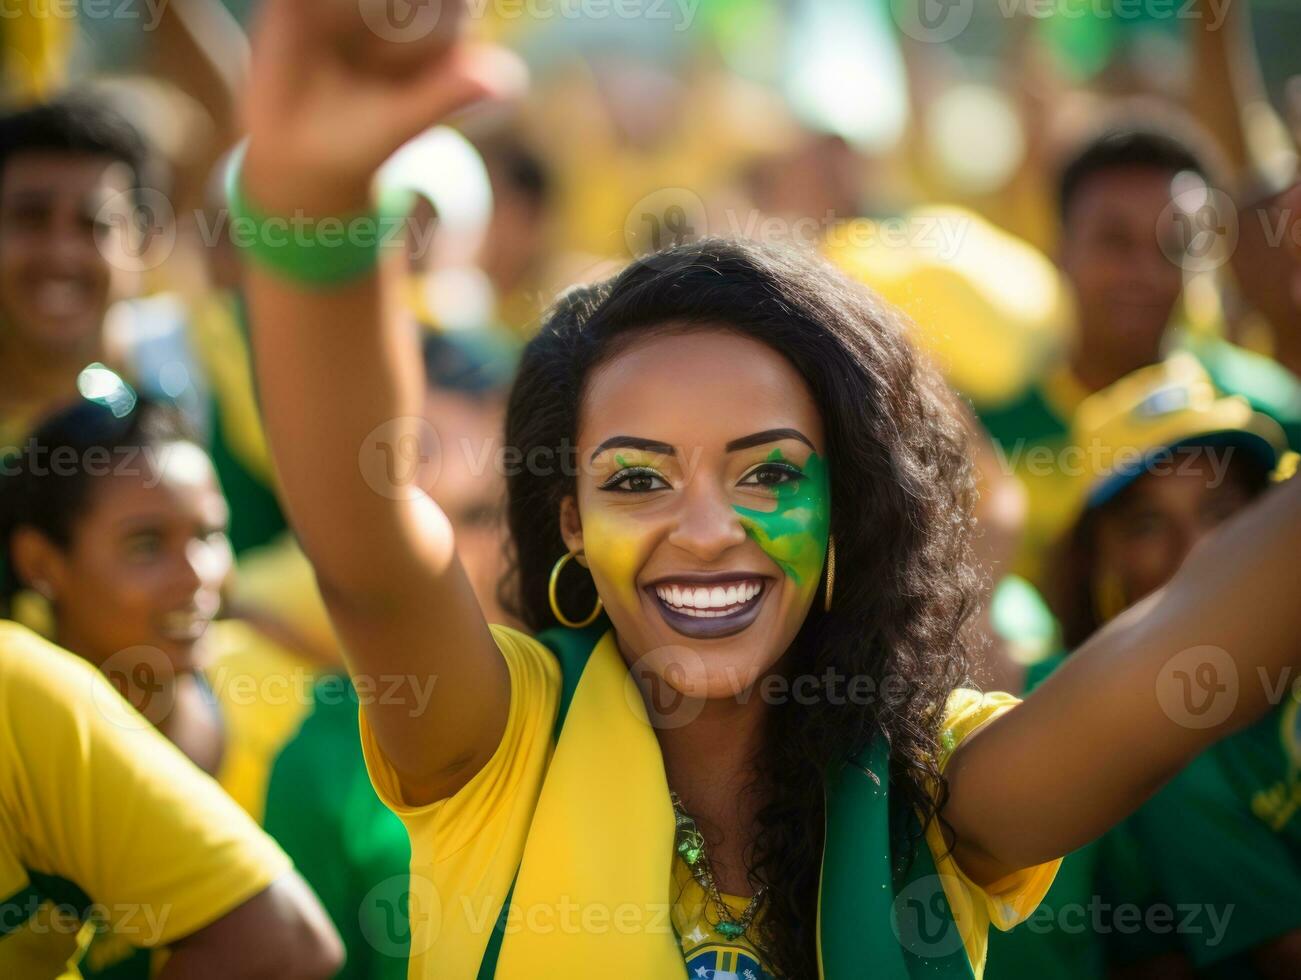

{"left": 498, "top": 238, "right": 978, "bottom": 977}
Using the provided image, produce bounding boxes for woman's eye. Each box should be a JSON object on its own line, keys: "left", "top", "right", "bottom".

{"left": 740, "top": 464, "right": 802, "bottom": 488}
{"left": 601, "top": 468, "right": 670, "bottom": 493}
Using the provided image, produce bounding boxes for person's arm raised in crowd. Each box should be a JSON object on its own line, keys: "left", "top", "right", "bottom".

{"left": 944, "top": 473, "right": 1301, "bottom": 885}
{"left": 1189, "top": 0, "right": 1297, "bottom": 186}
{"left": 241, "top": 0, "right": 525, "bottom": 805}
{"left": 150, "top": 0, "right": 250, "bottom": 215}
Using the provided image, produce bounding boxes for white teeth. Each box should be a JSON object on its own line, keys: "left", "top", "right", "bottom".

{"left": 653, "top": 580, "right": 764, "bottom": 615}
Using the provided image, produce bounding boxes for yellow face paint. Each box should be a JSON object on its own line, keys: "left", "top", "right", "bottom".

{"left": 580, "top": 506, "right": 648, "bottom": 610}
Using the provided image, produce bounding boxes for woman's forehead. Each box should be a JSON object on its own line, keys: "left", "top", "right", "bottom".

{"left": 578, "top": 327, "right": 824, "bottom": 452}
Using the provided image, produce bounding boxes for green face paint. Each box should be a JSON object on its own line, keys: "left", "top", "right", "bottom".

{"left": 733, "top": 450, "right": 830, "bottom": 589}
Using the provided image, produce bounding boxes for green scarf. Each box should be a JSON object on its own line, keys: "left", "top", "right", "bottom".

{"left": 478, "top": 623, "right": 973, "bottom": 980}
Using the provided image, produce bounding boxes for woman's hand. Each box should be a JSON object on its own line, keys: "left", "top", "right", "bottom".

{"left": 242, "top": 0, "right": 525, "bottom": 212}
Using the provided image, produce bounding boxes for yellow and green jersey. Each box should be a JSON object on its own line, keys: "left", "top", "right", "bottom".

{"left": 360, "top": 625, "right": 1058, "bottom": 980}
{"left": 0, "top": 621, "right": 292, "bottom": 980}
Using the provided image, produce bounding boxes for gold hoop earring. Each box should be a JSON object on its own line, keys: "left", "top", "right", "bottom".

{"left": 549, "top": 552, "right": 604, "bottom": 629}
{"left": 823, "top": 535, "right": 836, "bottom": 613}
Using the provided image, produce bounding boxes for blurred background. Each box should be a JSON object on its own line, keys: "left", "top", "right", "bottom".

{"left": 3, "top": 2, "right": 1300, "bottom": 979}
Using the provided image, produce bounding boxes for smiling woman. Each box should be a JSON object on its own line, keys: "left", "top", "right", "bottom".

{"left": 236, "top": 3, "right": 1301, "bottom": 979}
{"left": 493, "top": 245, "right": 977, "bottom": 974}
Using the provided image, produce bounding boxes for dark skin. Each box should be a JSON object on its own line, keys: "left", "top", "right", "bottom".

{"left": 11, "top": 440, "right": 233, "bottom": 774}
{"left": 157, "top": 877, "right": 342, "bottom": 980}
{"left": 242, "top": 0, "right": 1301, "bottom": 907}
{"left": 1059, "top": 167, "right": 1189, "bottom": 393}
{"left": 1093, "top": 458, "right": 1301, "bottom": 978}
{"left": 1094, "top": 457, "right": 1256, "bottom": 610}
{"left": 0, "top": 153, "right": 137, "bottom": 431}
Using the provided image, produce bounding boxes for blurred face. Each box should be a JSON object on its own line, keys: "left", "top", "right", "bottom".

{"left": 561, "top": 327, "right": 830, "bottom": 702}
{"left": 1060, "top": 167, "right": 1187, "bottom": 375}
{"left": 42, "top": 441, "right": 233, "bottom": 672}
{"left": 1093, "top": 455, "right": 1257, "bottom": 608}
{"left": 0, "top": 153, "right": 139, "bottom": 361}
{"left": 421, "top": 388, "right": 511, "bottom": 625}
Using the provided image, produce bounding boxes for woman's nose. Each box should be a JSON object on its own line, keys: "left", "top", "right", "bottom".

{"left": 666, "top": 479, "right": 748, "bottom": 560}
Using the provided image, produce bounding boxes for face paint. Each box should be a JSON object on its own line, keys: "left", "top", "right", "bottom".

{"left": 733, "top": 450, "right": 830, "bottom": 591}
{"left": 581, "top": 505, "right": 649, "bottom": 610}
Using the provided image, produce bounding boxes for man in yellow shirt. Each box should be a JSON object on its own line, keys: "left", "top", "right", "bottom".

{"left": 0, "top": 619, "right": 342, "bottom": 979}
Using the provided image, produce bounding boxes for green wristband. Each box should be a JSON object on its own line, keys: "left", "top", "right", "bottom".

{"left": 225, "top": 152, "right": 415, "bottom": 287}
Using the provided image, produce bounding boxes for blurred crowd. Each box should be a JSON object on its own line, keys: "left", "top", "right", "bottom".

{"left": 1, "top": 0, "right": 1300, "bottom": 978}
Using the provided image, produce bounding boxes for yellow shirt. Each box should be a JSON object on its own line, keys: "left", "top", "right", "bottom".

{"left": 0, "top": 621, "right": 292, "bottom": 979}
{"left": 361, "top": 628, "right": 1058, "bottom": 979}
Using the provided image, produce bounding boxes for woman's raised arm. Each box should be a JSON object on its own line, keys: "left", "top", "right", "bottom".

{"left": 945, "top": 473, "right": 1301, "bottom": 884}
{"left": 240, "top": 0, "right": 525, "bottom": 803}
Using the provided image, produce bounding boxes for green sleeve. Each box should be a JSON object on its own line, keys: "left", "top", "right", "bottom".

{"left": 265, "top": 676, "right": 411, "bottom": 980}
{"left": 1126, "top": 748, "right": 1301, "bottom": 969}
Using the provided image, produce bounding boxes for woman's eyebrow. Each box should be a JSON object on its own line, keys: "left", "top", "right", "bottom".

{"left": 725, "top": 429, "right": 814, "bottom": 453}
{"left": 589, "top": 436, "right": 676, "bottom": 463}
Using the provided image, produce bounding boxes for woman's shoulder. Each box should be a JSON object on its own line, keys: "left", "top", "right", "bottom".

{"left": 486, "top": 623, "right": 564, "bottom": 692}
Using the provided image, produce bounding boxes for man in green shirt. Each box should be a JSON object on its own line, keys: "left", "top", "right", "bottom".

{"left": 265, "top": 676, "right": 412, "bottom": 980}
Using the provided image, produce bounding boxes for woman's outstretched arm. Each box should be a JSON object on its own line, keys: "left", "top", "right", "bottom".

{"left": 241, "top": 0, "right": 525, "bottom": 804}
{"left": 945, "top": 473, "right": 1301, "bottom": 884}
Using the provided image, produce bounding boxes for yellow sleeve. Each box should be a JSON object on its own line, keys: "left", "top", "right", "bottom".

{"left": 358, "top": 625, "right": 560, "bottom": 977}
{"left": 925, "top": 688, "right": 1062, "bottom": 980}
{"left": 0, "top": 622, "right": 292, "bottom": 948}
{"left": 359, "top": 624, "right": 559, "bottom": 841}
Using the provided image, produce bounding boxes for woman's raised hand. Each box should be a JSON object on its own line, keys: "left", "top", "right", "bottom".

{"left": 242, "top": 0, "right": 525, "bottom": 212}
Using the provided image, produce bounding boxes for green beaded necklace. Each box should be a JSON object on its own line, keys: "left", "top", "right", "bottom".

{"left": 670, "top": 791, "right": 767, "bottom": 940}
